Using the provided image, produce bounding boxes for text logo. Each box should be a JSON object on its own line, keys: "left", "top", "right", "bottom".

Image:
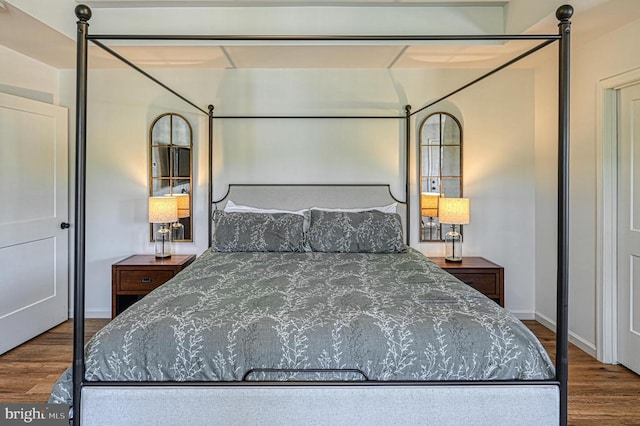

{"left": 0, "top": 405, "right": 69, "bottom": 426}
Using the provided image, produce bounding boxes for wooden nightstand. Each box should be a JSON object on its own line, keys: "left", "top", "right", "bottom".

{"left": 429, "top": 257, "right": 504, "bottom": 307}
{"left": 111, "top": 254, "right": 196, "bottom": 318}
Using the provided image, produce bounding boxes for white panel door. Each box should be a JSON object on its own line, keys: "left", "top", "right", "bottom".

{"left": 618, "top": 83, "right": 640, "bottom": 374}
{"left": 0, "top": 92, "right": 68, "bottom": 355}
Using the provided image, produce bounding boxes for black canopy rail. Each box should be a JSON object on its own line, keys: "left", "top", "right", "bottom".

{"left": 209, "top": 115, "right": 405, "bottom": 119}
{"left": 73, "top": 3, "right": 572, "bottom": 425}
{"left": 87, "top": 34, "right": 560, "bottom": 42}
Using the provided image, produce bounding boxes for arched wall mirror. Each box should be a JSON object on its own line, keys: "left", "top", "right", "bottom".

{"left": 149, "top": 113, "right": 193, "bottom": 242}
{"left": 419, "top": 112, "right": 463, "bottom": 242}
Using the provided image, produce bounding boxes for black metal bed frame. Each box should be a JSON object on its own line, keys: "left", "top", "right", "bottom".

{"left": 72, "top": 4, "right": 572, "bottom": 425}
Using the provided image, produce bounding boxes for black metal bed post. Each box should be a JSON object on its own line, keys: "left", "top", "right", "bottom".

{"left": 556, "top": 5, "right": 573, "bottom": 426}
{"left": 73, "top": 5, "right": 91, "bottom": 426}
{"left": 404, "top": 105, "right": 412, "bottom": 245}
{"left": 208, "top": 105, "right": 214, "bottom": 248}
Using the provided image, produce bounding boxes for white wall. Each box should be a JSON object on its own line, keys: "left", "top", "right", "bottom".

{"left": 57, "top": 66, "right": 537, "bottom": 318}
{"left": 407, "top": 70, "right": 536, "bottom": 317}
{"left": 532, "top": 45, "right": 560, "bottom": 339}
{"left": 533, "top": 16, "right": 640, "bottom": 357}
{"left": 0, "top": 44, "right": 58, "bottom": 103}
{"left": 460, "top": 71, "right": 536, "bottom": 316}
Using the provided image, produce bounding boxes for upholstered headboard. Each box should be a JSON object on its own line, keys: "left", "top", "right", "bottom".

{"left": 211, "top": 184, "right": 407, "bottom": 244}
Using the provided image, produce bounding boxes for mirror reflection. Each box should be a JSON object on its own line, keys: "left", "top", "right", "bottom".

{"left": 149, "top": 113, "right": 193, "bottom": 242}
{"left": 419, "top": 112, "right": 463, "bottom": 242}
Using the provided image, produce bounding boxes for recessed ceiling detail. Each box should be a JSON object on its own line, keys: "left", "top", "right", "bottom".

{"left": 91, "top": 41, "right": 539, "bottom": 70}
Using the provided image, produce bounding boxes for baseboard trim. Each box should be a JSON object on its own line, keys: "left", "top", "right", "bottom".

{"left": 86, "top": 310, "right": 111, "bottom": 319}
{"left": 69, "top": 309, "right": 111, "bottom": 319}
{"left": 509, "top": 311, "right": 536, "bottom": 320}
{"left": 535, "top": 312, "right": 597, "bottom": 358}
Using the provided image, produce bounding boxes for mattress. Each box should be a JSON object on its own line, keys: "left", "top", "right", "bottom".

{"left": 50, "top": 248, "right": 554, "bottom": 403}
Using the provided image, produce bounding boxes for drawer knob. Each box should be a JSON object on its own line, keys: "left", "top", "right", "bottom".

{"left": 141, "top": 277, "right": 153, "bottom": 284}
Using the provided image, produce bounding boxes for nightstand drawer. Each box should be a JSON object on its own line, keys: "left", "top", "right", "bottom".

{"left": 453, "top": 272, "right": 498, "bottom": 295}
{"left": 118, "top": 270, "right": 174, "bottom": 291}
{"left": 112, "top": 254, "right": 196, "bottom": 318}
{"left": 428, "top": 257, "right": 504, "bottom": 307}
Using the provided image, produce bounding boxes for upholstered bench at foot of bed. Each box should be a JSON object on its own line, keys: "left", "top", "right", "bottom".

{"left": 81, "top": 384, "right": 559, "bottom": 426}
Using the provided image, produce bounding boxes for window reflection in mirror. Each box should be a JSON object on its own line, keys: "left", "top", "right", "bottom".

{"left": 149, "top": 113, "right": 193, "bottom": 242}
{"left": 419, "top": 112, "right": 462, "bottom": 242}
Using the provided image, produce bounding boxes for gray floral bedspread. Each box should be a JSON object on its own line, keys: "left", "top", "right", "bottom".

{"left": 50, "top": 248, "right": 554, "bottom": 404}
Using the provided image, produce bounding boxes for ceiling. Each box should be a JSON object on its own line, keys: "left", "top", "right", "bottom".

{"left": 1, "top": 0, "right": 639, "bottom": 70}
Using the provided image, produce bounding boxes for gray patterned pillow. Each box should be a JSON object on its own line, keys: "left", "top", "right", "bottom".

{"left": 307, "top": 209, "right": 406, "bottom": 253}
{"left": 213, "top": 212, "right": 305, "bottom": 252}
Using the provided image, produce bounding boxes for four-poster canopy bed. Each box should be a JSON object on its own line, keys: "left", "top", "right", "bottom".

{"left": 61, "top": 3, "right": 572, "bottom": 425}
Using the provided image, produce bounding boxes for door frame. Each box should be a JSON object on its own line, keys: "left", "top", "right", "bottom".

{"left": 596, "top": 67, "right": 640, "bottom": 363}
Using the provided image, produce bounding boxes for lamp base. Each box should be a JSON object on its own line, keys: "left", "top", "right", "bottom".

{"left": 444, "top": 225, "right": 462, "bottom": 263}
{"left": 154, "top": 226, "right": 172, "bottom": 259}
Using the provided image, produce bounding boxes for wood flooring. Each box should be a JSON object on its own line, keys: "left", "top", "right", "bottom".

{"left": 0, "top": 319, "right": 107, "bottom": 404}
{"left": 525, "top": 321, "right": 640, "bottom": 425}
{"left": 0, "top": 319, "right": 638, "bottom": 425}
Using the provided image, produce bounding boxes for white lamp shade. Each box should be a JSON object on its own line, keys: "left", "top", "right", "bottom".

{"left": 438, "top": 198, "right": 470, "bottom": 225}
{"left": 149, "top": 196, "right": 178, "bottom": 223}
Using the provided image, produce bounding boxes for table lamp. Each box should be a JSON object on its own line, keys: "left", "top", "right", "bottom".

{"left": 149, "top": 196, "right": 178, "bottom": 258}
{"left": 438, "top": 197, "right": 469, "bottom": 262}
